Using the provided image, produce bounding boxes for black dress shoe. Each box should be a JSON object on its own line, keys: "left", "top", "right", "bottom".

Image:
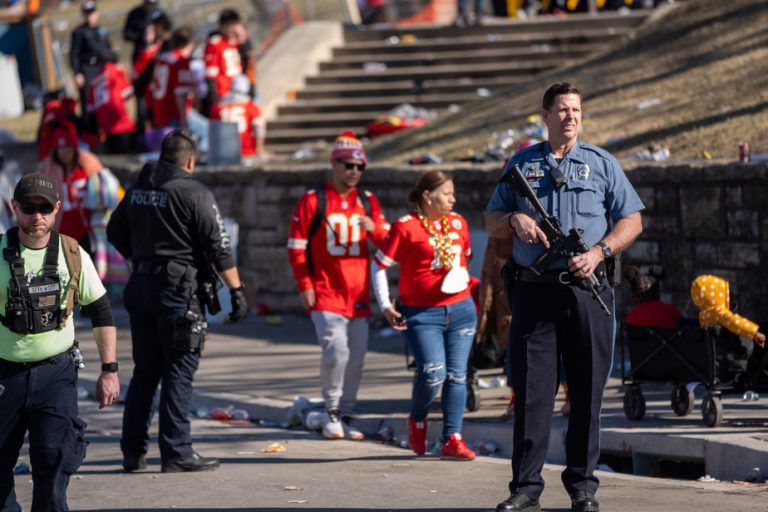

{"left": 571, "top": 490, "right": 599, "bottom": 512}
{"left": 495, "top": 493, "right": 541, "bottom": 512}
{"left": 161, "top": 452, "right": 220, "bottom": 473}
{"left": 122, "top": 454, "right": 146, "bottom": 472}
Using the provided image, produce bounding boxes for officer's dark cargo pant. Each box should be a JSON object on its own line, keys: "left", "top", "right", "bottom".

{"left": 0, "top": 353, "right": 86, "bottom": 512}
{"left": 506, "top": 280, "right": 614, "bottom": 500}
{"left": 120, "top": 273, "right": 200, "bottom": 463}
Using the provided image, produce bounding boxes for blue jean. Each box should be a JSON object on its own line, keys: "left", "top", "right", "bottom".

{"left": 400, "top": 297, "right": 477, "bottom": 437}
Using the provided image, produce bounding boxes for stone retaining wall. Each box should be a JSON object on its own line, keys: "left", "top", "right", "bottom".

{"left": 111, "top": 161, "right": 768, "bottom": 320}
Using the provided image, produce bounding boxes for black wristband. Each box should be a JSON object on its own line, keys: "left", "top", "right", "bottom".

{"left": 101, "top": 362, "right": 118, "bottom": 373}
{"left": 507, "top": 213, "right": 515, "bottom": 230}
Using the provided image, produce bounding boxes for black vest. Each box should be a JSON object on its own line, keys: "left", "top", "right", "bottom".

{"left": 1, "top": 227, "right": 64, "bottom": 334}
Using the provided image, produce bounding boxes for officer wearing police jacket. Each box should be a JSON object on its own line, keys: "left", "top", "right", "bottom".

{"left": 107, "top": 130, "right": 248, "bottom": 473}
{"left": 1, "top": 173, "right": 120, "bottom": 511}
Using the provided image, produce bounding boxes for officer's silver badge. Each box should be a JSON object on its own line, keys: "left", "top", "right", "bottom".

{"left": 577, "top": 164, "right": 591, "bottom": 180}
{"left": 40, "top": 310, "right": 54, "bottom": 327}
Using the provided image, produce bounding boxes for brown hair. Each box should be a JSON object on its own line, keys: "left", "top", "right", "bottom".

{"left": 407, "top": 170, "right": 452, "bottom": 209}
{"left": 624, "top": 265, "right": 665, "bottom": 304}
{"left": 542, "top": 82, "right": 582, "bottom": 110}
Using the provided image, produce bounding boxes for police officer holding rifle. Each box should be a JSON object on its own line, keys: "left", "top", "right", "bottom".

{"left": 107, "top": 130, "right": 248, "bottom": 474}
{"left": 485, "top": 83, "right": 644, "bottom": 512}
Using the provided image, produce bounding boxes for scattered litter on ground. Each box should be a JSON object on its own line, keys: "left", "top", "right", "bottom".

{"left": 288, "top": 500, "right": 307, "bottom": 504}
{"left": 629, "top": 145, "right": 670, "bottom": 161}
{"left": 392, "top": 463, "right": 410, "bottom": 467}
{"left": 196, "top": 406, "right": 211, "bottom": 418}
{"left": 284, "top": 485, "right": 302, "bottom": 491}
{"left": 385, "top": 36, "right": 400, "bottom": 45}
{"left": 377, "top": 425, "right": 395, "bottom": 443}
{"left": 534, "top": 44, "right": 551, "bottom": 53}
{"left": 596, "top": 464, "right": 615, "bottom": 472}
{"left": 262, "top": 442, "right": 287, "bottom": 453}
{"left": 265, "top": 315, "right": 283, "bottom": 326}
{"left": 400, "top": 34, "right": 417, "bottom": 44}
{"left": 637, "top": 98, "right": 662, "bottom": 110}
{"left": 367, "top": 103, "right": 436, "bottom": 138}
{"left": 486, "top": 34, "right": 500, "bottom": 42}
{"left": 476, "top": 88, "right": 492, "bottom": 98}
{"left": 13, "top": 462, "right": 30, "bottom": 475}
{"left": 304, "top": 410, "right": 325, "bottom": 431}
{"left": 448, "top": 104, "right": 461, "bottom": 113}
{"left": 702, "top": 150, "right": 712, "bottom": 159}
{"left": 474, "top": 440, "right": 499, "bottom": 455}
{"left": 697, "top": 474, "right": 719, "bottom": 483}
{"left": 237, "top": 450, "right": 256, "bottom": 455}
{"left": 363, "top": 62, "right": 387, "bottom": 72}
{"left": 408, "top": 153, "right": 442, "bottom": 165}
{"left": 742, "top": 391, "right": 759, "bottom": 401}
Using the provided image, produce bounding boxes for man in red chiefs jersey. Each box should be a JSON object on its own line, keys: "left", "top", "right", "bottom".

{"left": 209, "top": 75, "right": 264, "bottom": 157}
{"left": 86, "top": 61, "right": 136, "bottom": 154}
{"left": 149, "top": 27, "right": 196, "bottom": 131}
{"left": 203, "top": 9, "right": 244, "bottom": 116}
{"left": 287, "top": 132, "right": 389, "bottom": 440}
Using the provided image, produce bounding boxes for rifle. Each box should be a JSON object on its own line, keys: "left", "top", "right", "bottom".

{"left": 498, "top": 163, "right": 611, "bottom": 316}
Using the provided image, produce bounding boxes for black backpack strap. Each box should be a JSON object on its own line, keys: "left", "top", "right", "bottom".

{"left": 43, "top": 231, "right": 60, "bottom": 279}
{"left": 3, "top": 227, "right": 25, "bottom": 280}
{"left": 305, "top": 184, "right": 326, "bottom": 276}
{"left": 358, "top": 189, "right": 372, "bottom": 217}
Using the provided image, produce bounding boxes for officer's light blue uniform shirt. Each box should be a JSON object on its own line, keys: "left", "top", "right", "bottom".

{"left": 486, "top": 140, "right": 645, "bottom": 269}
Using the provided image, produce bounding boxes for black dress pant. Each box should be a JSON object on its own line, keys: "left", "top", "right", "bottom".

{"left": 507, "top": 280, "right": 614, "bottom": 500}
{"left": 120, "top": 273, "right": 200, "bottom": 463}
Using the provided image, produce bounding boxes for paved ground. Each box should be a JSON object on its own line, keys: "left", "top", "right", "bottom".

{"left": 10, "top": 310, "right": 768, "bottom": 511}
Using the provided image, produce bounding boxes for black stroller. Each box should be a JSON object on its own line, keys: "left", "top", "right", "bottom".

{"left": 620, "top": 324, "right": 768, "bottom": 427}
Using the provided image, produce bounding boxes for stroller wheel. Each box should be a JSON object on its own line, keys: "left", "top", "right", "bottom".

{"left": 623, "top": 385, "right": 646, "bottom": 421}
{"left": 671, "top": 384, "right": 695, "bottom": 416}
{"left": 701, "top": 394, "right": 723, "bottom": 427}
{"left": 465, "top": 382, "right": 481, "bottom": 412}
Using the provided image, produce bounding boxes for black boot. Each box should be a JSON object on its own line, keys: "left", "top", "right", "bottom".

{"left": 161, "top": 452, "right": 220, "bottom": 473}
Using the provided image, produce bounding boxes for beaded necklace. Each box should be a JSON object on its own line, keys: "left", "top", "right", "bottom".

{"left": 418, "top": 212, "right": 453, "bottom": 270}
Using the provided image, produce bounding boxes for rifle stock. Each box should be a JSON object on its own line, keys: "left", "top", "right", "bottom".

{"left": 498, "top": 163, "right": 611, "bottom": 316}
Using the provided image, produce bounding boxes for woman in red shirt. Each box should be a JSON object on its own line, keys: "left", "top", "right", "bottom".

{"left": 372, "top": 170, "right": 477, "bottom": 461}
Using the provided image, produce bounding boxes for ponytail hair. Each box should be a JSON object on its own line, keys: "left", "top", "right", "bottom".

{"left": 407, "top": 170, "right": 452, "bottom": 209}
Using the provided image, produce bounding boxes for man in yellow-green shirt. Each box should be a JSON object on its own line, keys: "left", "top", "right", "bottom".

{"left": 0, "top": 173, "right": 120, "bottom": 512}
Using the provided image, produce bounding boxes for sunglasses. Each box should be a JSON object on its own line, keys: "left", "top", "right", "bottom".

{"left": 19, "top": 202, "right": 55, "bottom": 215}
{"left": 340, "top": 161, "right": 366, "bottom": 172}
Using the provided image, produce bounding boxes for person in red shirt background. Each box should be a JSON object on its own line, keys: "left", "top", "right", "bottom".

{"left": 87, "top": 61, "right": 136, "bottom": 154}
{"left": 624, "top": 265, "right": 683, "bottom": 330}
{"left": 209, "top": 75, "right": 264, "bottom": 157}
{"left": 37, "top": 93, "right": 79, "bottom": 160}
{"left": 203, "top": 9, "right": 244, "bottom": 116}
{"left": 147, "top": 26, "right": 195, "bottom": 146}
{"left": 287, "top": 132, "right": 389, "bottom": 441}
{"left": 371, "top": 170, "right": 477, "bottom": 462}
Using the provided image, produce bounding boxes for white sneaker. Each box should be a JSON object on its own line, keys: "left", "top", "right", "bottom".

{"left": 341, "top": 416, "right": 364, "bottom": 441}
{"left": 322, "top": 409, "right": 344, "bottom": 440}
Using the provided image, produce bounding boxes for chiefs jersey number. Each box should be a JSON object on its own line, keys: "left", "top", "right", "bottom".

{"left": 326, "top": 213, "right": 362, "bottom": 256}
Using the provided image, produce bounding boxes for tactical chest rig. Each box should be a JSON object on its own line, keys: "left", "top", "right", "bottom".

{"left": 0, "top": 227, "right": 80, "bottom": 334}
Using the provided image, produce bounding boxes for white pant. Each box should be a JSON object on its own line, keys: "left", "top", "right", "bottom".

{"left": 310, "top": 311, "right": 369, "bottom": 415}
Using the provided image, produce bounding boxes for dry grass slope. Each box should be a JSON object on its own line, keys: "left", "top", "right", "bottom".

{"left": 367, "top": 0, "right": 768, "bottom": 164}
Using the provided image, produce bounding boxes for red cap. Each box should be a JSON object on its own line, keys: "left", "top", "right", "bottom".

{"left": 330, "top": 131, "right": 367, "bottom": 164}
{"left": 52, "top": 122, "right": 78, "bottom": 149}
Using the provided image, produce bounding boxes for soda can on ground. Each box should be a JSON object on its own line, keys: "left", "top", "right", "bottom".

{"left": 739, "top": 142, "right": 750, "bottom": 162}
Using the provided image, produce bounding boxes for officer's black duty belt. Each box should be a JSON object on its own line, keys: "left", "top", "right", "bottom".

{"left": 0, "top": 351, "right": 70, "bottom": 372}
{"left": 517, "top": 262, "right": 606, "bottom": 286}
{"left": 134, "top": 261, "right": 167, "bottom": 275}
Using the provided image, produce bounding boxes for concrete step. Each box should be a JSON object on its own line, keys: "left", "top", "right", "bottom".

{"left": 296, "top": 76, "right": 528, "bottom": 99}
{"left": 342, "top": 10, "right": 649, "bottom": 42}
{"left": 334, "top": 26, "right": 634, "bottom": 55}
{"left": 266, "top": 126, "right": 368, "bottom": 145}
{"left": 306, "top": 59, "right": 558, "bottom": 85}
{"left": 320, "top": 42, "right": 603, "bottom": 71}
{"left": 277, "top": 92, "right": 485, "bottom": 116}
{"left": 268, "top": 111, "right": 389, "bottom": 129}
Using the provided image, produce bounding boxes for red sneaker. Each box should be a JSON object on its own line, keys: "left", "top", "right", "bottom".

{"left": 441, "top": 433, "right": 476, "bottom": 461}
{"left": 407, "top": 416, "right": 428, "bottom": 455}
